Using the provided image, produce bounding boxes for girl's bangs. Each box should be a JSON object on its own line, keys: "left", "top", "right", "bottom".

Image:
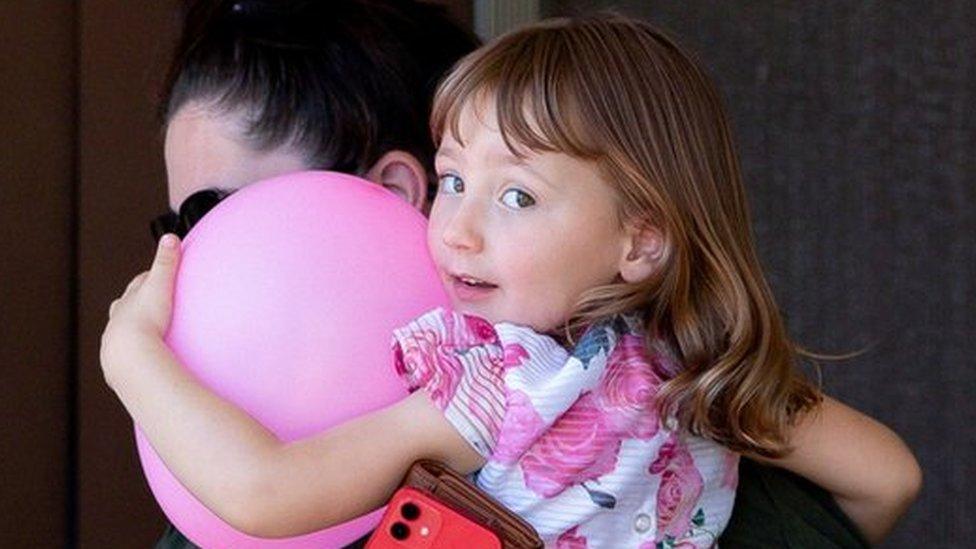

{"left": 431, "top": 28, "right": 603, "bottom": 160}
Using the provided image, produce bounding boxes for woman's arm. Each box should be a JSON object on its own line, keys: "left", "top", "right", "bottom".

{"left": 101, "top": 236, "right": 484, "bottom": 538}
{"left": 755, "top": 395, "right": 922, "bottom": 544}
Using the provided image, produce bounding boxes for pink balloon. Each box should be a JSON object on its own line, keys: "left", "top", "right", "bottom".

{"left": 135, "top": 171, "right": 448, "bottom": 548}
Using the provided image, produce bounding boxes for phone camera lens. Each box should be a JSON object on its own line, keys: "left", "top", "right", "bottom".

{"left": 400, "top": 502, "right": 420, "bottom": 521}
{"left": 390, "top": 522, "right": 410, "bottom": 540}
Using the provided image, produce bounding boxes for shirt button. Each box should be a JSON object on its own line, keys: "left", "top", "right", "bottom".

{"left": 634, "top": 513, "right": 653, "bottom": 533}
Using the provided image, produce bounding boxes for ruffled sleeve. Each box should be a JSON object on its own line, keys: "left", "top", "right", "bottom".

{"left": 391, "top": 308, "right": 508, "bottom": 457}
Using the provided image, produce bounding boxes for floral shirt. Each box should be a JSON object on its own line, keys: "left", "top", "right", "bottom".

{"left": 392, "top": 308, "right": 738, "bottom": 548}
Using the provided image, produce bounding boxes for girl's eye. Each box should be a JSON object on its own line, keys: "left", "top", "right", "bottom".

{"left": 500, "top": 188, "right": 536, "bottom": 209}
{"left": 438, "top": 174, "right": 464, "bottom": 194}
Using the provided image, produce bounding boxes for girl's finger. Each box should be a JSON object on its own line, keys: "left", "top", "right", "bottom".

{"left": 125, "top": 272, "right": 150, "bottom": 295}
{"left": 143, "top": 234, "right": 182, "bottom": 299}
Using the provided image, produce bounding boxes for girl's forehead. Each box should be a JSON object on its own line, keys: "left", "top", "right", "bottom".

{"left": 441, "top": 95, "right": 542, "bottom": 159}
{"left": 450, "top": 96, "right": 501, "bottom": 139}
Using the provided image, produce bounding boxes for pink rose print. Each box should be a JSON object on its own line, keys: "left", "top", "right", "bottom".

{"left": 503, "top": 343, "right": 530, "bottom": 368}
{"left": 596, "top": 334, "right": 662, "bottom": 440}
{"left": 517, "top": 336, "right": 669, "bottom": 500}
{"left": 439, "top": 309, "right": 497, "bottom": 348}
{"left": 438, "top": 310, "right": 460, "bottom": 346}
{"left": 650, "top": 433, "right": 704, "bottom": 542}
{"left": 520, "top": 393, "right": 621, "bottom": 498}
{"left": 393, "top": 327, "right": 463, "bottom": 410}
{"left": 492, "top": 390, "right": 546, "bottom": 464}
{"left": 556, "top": 526, "right": 588, "bottom": 548}
{"left": 460, "top": 313, "right": 500, "bottom": 346}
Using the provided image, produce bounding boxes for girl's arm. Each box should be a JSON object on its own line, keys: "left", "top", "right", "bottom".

{"left": 754, "top": 395, "right": 922, "bottom": 544}
{"left": 101, "top": 236, "right": 485, "bottom": 538}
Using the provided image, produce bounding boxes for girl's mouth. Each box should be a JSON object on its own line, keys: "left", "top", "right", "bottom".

{"left": 449, "top": 274, "right": 498, "bottom": 301}
{"left": 456, "top": 274, "right": 495, "bottom": 287}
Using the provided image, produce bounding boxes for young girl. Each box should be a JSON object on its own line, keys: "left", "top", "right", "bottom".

{"left": 102, "top": 15, "right": 920, "bottom": 547}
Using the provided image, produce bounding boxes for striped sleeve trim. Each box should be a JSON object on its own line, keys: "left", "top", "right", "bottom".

{"left": 392, "top": 308, "right": 508, "bottom": 457}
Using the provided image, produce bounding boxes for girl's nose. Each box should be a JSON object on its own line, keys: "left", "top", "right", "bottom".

{"left": 441, "top": 206, "right": 483, "bottom": 253}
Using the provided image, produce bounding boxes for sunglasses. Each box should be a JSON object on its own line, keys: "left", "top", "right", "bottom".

{"left": 150, "top": 188, "right": 231, "bottom": 242}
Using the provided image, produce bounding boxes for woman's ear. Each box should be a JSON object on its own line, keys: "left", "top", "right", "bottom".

{"left": 618, "top": 224, "right": 667, "bottom": 284}
{"left": 364, "top": 150, "right": 429, "bottom": 212}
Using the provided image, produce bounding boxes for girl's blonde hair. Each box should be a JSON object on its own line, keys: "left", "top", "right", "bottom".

{"left": 430, "top": 14, "right": 820, "bottom": 457}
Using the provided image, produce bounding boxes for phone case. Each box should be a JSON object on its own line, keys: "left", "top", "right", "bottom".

{"left": 391, "top": 460, "right": 544, "bottom": 549}
{"left": 365, "top": 487, "right": 502, "bottom": 549}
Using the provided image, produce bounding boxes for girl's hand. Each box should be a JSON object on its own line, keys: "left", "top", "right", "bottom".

{"left": 100, "top": 234, "right": 181, "bottom": 389}
{"left": 757, "top": 395, "right": 922, "bottom": 543}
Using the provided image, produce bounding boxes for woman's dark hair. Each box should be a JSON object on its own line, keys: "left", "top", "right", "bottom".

{"left": 161, "top": 0, "right": 479, "bottom": 187}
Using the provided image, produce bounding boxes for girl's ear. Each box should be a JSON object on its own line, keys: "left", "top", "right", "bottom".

{"left": 364, "top": 150, "right": 428, "bottom": 211}
{"left": 618, "top": 224, "right": 667, "bottom": 284}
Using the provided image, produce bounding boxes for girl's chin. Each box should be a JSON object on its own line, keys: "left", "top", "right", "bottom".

{"left": 471, "top": 312, "right": 554, "bottom": 333}
{"left": 451, "top": 302, "right": 492, "bottom": 320}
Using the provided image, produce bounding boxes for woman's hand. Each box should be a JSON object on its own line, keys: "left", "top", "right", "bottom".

{"left": 100, "top": 234, "right": 181, "bottom": 390}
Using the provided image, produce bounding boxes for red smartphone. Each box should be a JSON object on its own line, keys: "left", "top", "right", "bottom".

{"left": 365, "top": 487, "right": 502, "bottom": 549}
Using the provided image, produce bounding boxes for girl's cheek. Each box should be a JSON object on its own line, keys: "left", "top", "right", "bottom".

{"left": 426, "top": 203, "right": 452, "bottom": 252}
{"left": 426, "top": 218, "right": 442, "bottom": 251}
{"left": 426, "top": 224, "right": 447, "bottom": 271}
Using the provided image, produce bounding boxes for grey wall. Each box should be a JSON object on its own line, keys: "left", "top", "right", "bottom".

{"left": 542, "top": 2, "right": 974, "bottom": 547}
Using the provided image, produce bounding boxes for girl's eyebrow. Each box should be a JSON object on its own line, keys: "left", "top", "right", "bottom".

{"left": 435, "top": 144, "right": 461, "bottom": 160}
{"left": 437, "top": 142, "right": 555, "bottom": 190}
{"left": 492, "top": 149, "right": 556, "bottom": 189}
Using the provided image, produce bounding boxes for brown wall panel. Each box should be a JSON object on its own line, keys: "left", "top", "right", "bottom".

{"left": 0, "top": 2, "right": 75, "bottom": 546}
{"left": 77, "top": 2, "right": 179, "bottom": 546}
